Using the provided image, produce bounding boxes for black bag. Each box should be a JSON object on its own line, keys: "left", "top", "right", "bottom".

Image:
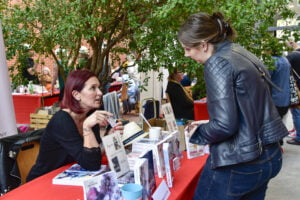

{"left": 290, "top": 69, "right": 300, "bottom": 106}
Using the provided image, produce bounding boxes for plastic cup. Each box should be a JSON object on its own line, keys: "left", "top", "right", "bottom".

{"left": 121, "top": 183, "right": 143, "bottom": 200}
{"left": 149, "top": 126, "right": 162, "bottom": 140}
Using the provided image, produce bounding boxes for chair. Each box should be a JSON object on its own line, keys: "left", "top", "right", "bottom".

{"left": 0, "top": 129, "right": 43, "bottom": 194}
{"left": 16, "top": 140, "right": 40, "bottom": 184}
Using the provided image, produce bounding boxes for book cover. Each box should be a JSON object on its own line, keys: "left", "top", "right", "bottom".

{"left": 132, "top": 132, "right": 178, "bottom": 178}
{"left": 83, "top": 171, "right": 121, "bottom": 200}
{"left": 102, "top": 132, "right": 130, "bottom": 178}
{"left": 132, "top": 138, "right": 165, "bottom": 178}
{"left": 184, "top": 125, "right": 205, "bottom": 159}
{"left": 161, "top": 103, "right": 178, "bottom": 132}
{"left": 126, "top": 149, "right": 156, "bottom": 199}
{"left": 117, "top": 170, "right": 135, "bottom": 186}
{"left": 134, "top": 158, "right": 149, "bottom": 200}
{"left": 52, "top": 163, "right": 108, "bottom": 186}
{"left": 163, "top": 142, "right": 174, "bottom": 188}
{"left": 140, "top": 150, "right": 156, "bottom": 197}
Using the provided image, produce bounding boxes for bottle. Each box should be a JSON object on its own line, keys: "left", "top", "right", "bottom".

{"left": 28, "top": 81, "right": 34, "bottom": 94}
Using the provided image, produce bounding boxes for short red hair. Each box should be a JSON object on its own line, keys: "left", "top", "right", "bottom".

{"left": 60, "top": 70, "right": 97, "bottom": 114}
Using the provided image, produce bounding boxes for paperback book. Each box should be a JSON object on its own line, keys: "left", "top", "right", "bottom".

{"left": 52, "top": 163, "right": 108, "bottom": 186}
{"left": 184, "top": 124, "right": 205, "bottom": 159}
{"left": 163, "top": 142, "right": 174, "bottom": 188}
{"left": 102, "top": 131, "right": 130, "bottom": 178}
{"left": 127, "top": 149, "right": 156, "bottom": 199}
{"left": 83, "top": 171, "right": 121, "bottom": 200}
{"left": 134, "top": 158, "right": 149, "bottom": 200}
{"left": 132, "top": 131, "right": 178, "bottom": 178}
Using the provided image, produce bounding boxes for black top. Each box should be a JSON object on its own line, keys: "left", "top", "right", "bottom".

{"left": 26, "top": 110, "right": 102, "bottom": 182}
{"left": 166, "top": 81, "right": 194, "bottom": 120}
{"left": 21, "top": 57, "right": 39, "bottom": 84}
{"left": 287, "top": 49, "right": 300, "bottom": 72}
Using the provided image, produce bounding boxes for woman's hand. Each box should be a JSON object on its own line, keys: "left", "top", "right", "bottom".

{"left": 83, "top": 110, "right": 113, "bottom": 129}
{"left": 108, "top": 122, "right": 124, "bottom": 135}
{"left": 184, "top": 120, "right": 209, "bottom": 137}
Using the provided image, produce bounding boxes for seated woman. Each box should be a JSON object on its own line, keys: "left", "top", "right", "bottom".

{"left": 166, "top": 68, "right": 194, "bottom": 120}
{"left": 38, "top": 67, "right": 52, "bottom": 91}
{"left": 27, "top": 70, "right": 123, "bottom": 182}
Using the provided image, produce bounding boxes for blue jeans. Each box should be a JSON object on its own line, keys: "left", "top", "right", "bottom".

{"left": 193, "top": 143, "right": 282, "bottom": 200}
{"left": 291, "top": 108, "right": 300, "bottom": 141}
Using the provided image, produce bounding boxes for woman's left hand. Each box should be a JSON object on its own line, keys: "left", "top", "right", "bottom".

{"left": 108, "top": 122, "right": 124, "bottom": 135}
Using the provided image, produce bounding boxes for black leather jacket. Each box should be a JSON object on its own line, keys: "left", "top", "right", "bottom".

{"left": 190, "top": 41, "right": 288, "bottom": 169}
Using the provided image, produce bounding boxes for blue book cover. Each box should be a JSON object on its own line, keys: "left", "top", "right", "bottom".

{"left": 141, "top": 149, "right": 156, "bottom": 198}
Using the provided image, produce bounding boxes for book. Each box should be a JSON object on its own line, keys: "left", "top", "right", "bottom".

{"left": 52, "top": 163, "right": 108, "bottom": 186}
{"left": 126, "top": 149, "right": 156, "bottom": 199}
{"left": 184, "top": 125, "right": 205, "bottom": 159}
{"left": 140, "top": 150, "right": 156, "bottom": 197}
{"left": 83, "top": 171, "right": 122, "bottom": 200}
{"left": 134, "top": 158, "right": 149, "bottom": 200}
{"left": 163, "top": 142, "right": 174, "bottom": 188}
{"left": 117, "top": 170, "right": 135, "bottom": 186}
{"left": 132, "top": 131, "right": 178, "bottom": 178}
{"left": 161, "top": 103, "right": 178, "bottom": 132}
{"left": 102, "top": 132, "right": 130, "bottom": 178}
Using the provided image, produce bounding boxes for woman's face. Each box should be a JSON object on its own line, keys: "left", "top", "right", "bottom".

{"left": 174, "top": 71, "right": 184, "bottom": 82}
{"left": 77, "top": 77, "right": 103, "bottom": 111}
{"left": 181, "top": 43, "right": 211, "bottom": 63}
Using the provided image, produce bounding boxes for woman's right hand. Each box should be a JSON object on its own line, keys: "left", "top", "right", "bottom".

{"left": 83, "top": 110, "right": 113, "bottom": 129}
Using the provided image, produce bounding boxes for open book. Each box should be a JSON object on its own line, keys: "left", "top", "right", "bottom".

{"left": 52, "top": 164, "right": 108, "bottom": 186}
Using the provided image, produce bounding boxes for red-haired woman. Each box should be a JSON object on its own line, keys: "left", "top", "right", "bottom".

{"left": 27, "top": 70, "right": 123, "bottom": 182}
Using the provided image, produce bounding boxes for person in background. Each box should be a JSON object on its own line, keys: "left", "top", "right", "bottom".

{"left": 269, "top": 55, "right": 291, "bottom": 118}
{"left": 77, "top": 46, "right": 90, "bottom": 70}
{"left": 21, "top": 47, "right": 39, "bottom": 84}
{"left": 27, "top": 70, "right": 124, "bottom": 182}
{"left": 38, "top": 67, "right": 52, "bottom": 91}
{"left": 166, "top": 67, "right": 194, "bottom": 120}
{"left": 51, "top": 48, "right": 70, "bottom": 100}
{"left": 178, "top": 12, "right": 288, "bottom": 200}
{"left": 286, "top": 40, "right": 300, "bottom": 145}
{"left": 180, "top": 73, "right": 192, "bottom": 86}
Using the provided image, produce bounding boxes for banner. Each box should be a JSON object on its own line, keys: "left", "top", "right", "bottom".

{"left": 0, "top": 21, "right": 18, "bottom": 138}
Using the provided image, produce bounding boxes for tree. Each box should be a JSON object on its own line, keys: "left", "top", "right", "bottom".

{"left": 1, "top": 0, "right": 298, "bottom": 97}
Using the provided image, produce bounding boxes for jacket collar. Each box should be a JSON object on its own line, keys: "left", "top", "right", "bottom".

{"left": 214, "top": 40, "right": 232, "bottom": 53}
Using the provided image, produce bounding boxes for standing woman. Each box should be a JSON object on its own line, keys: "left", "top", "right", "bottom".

{"left": 27, "top": 70, "right": 123, "bottom": 182}
{"left": 178, "top": 12, "right": 288, "bottom": 200}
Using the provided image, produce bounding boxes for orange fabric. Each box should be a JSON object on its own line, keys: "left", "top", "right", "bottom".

{"left": 0, "top": 152, "right": 208, "bottom": 200}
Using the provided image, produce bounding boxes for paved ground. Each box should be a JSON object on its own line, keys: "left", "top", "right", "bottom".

{"left": 265, "top": 137, "right": 300, "bottom": 200}
{"left": 266, "top": 110, "right": 300, "bottom": 200}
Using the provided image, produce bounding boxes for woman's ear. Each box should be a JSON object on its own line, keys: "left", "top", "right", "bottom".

{"left": 72, "top": 90, "right": 81, "bottom": 101}
{"left": 203, "top": 42, "right": 209, "bottom": 52}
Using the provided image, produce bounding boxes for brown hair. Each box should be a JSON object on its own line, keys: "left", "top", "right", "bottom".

{"left": 168, "top": 67, "right": 182, "bottom": 81}
{"left": 178, "top": 11, "right": 236, "bottom": 48}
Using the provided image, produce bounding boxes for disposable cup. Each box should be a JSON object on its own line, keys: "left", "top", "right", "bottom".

{"left": 149, "top": 126, "right": 162, "bottom": 140}
{"left": 121, "top": 183, "right": 143, "bottom": 200}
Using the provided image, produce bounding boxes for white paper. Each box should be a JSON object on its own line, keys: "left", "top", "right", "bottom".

{"left": 152, "top": 180, "right": 170, "bottom": 200}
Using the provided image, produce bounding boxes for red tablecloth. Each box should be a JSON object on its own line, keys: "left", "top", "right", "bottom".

{"left": 194, "top": 98, "right": 209, "bottom": 120}
{"left": 1, "top": 152, "right": 208, "bottom": 200}
{"left": 13, "top": 91, "right": 60, "bottom": 124}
